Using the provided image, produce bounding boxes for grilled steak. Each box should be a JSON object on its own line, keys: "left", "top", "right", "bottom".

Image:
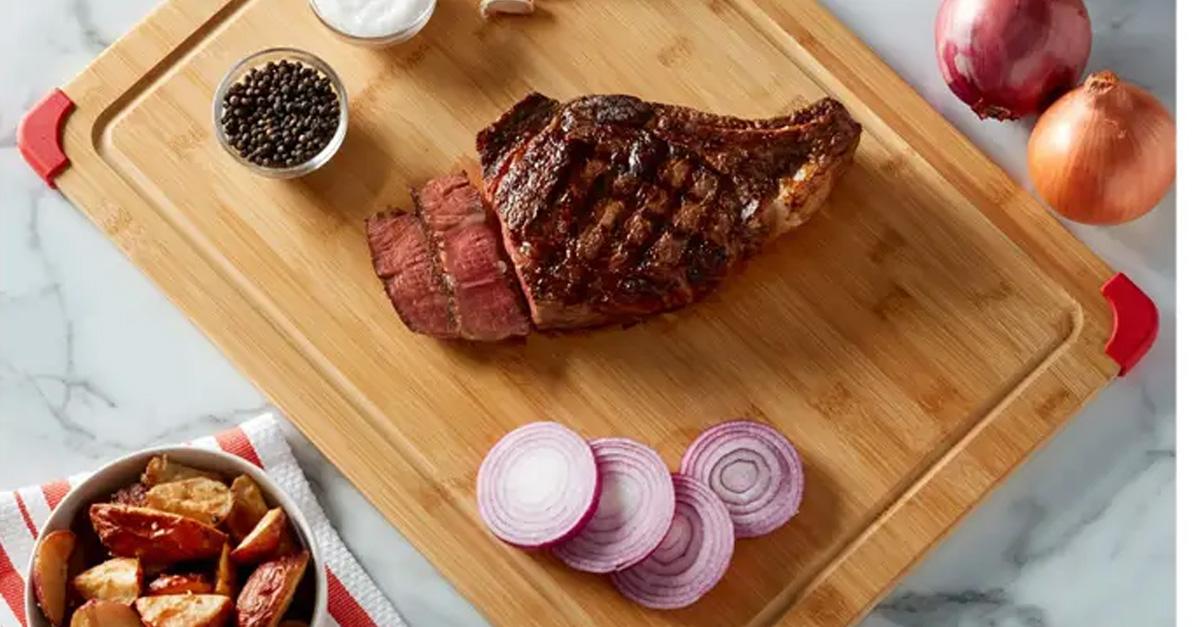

{"left": 368, "top": 173, "right": 530, "bottom": 341}
{"left": 478, "top": 93, "right": 862, "bottom": 330}
{"left": 367, "top": 93, "right": 861, "bottom": 340}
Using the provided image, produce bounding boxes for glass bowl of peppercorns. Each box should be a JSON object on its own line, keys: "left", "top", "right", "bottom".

{"left": 213, "top": 48, "right": 349, "bottom": 178}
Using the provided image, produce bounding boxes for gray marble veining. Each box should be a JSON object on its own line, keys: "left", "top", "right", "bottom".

{"left": 0, "top": 1, "right": 1174, "bottom": 625}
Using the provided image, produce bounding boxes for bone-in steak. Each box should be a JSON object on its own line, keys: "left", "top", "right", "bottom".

{"left": 478, "top": 93, "right": 862, "bottom": 330}
{"left": 367, "top": 93, "right": 861, "bottom": 340}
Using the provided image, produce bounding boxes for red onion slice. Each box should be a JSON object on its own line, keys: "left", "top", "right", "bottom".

{"left": 476, "top": 422, "right": 600, "bottom": 548}
{"left": 610, "top": 474, "right": 734, "bottom": 609}
{"left": 552, "top": 438, "right": 675, "bottom": 573}
{"left": 680, "top": 420, "right": 804, "bottom": 538}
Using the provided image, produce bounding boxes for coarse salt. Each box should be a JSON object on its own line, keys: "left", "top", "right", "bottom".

{"left": 311, "top": 0, "right": 434, "bottom": 41}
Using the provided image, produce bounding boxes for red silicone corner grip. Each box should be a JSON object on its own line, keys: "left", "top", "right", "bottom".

{"left": 1101, "top": 273, "right": 1158, "bottom": 376}
{"left": 18, "top": 89, "right": 75, "bottom": 188}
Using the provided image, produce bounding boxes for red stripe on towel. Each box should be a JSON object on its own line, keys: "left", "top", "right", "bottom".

{"left": 216, "top": 427, "right": 263, "bottom": 468}
{"left": 0, "top": 542, "right": 27, "bottom": 627}
{"left": 40, "top": 480, "right": 69, "bottom": 511}
{"left": 13, "top": 493, "right": 37, "bottom": 538}
{"left": 327, "top": 566, "right": 377, "bottom": 627}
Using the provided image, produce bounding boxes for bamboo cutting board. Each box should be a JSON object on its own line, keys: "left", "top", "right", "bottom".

{"left": 25, "top": 0, "right": 1154, "bottom": 624}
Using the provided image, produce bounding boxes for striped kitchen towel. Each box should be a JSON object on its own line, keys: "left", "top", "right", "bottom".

{"left": 0, "top": 414, "right": 405, "bottom": 627}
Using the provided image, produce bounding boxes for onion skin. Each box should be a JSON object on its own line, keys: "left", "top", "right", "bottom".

{"left": 935, "top": 0, "right": 1091, "bottom": 120}
{"left": 1028, "top": 71, "right": 1176, "bottom": 225}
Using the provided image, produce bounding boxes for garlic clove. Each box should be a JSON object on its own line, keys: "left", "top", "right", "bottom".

{"left": 480, "top": 0, "right": 535, "bottom": 17}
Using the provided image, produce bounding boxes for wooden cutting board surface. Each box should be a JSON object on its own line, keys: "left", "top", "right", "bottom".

{"left": 49, "top": 0, "right": 1120, "bottom": 624}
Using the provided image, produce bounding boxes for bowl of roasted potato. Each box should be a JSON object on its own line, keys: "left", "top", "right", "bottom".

{"left": 24, "top": 446, "right": 327, "bottom": 627}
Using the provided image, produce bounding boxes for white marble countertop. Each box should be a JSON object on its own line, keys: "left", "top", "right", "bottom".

{"left": 0, "top": 1, "right": 1174, "bottom": 625}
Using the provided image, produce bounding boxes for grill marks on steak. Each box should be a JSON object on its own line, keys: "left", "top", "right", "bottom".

{"left": 367, "top": 174, "right": 530, "bottom": 341}
{"left": 478, "top": 93, "right": 862, "bottom": 330}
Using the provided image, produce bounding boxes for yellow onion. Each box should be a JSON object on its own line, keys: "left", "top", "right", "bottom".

{"left": 1028, "top": 71, "right": 1175, "bottom": 225}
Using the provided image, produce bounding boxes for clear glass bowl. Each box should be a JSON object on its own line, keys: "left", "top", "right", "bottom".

{"left": 213, "top": 48, "right": 349, "bottom": 179}
{"left": 308, "top": 0, "right": 437, "bottom": 48}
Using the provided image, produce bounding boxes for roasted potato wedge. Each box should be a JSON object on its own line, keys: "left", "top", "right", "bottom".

{"left": 146, "top": 477, "right": 234, "bottom": 526}
{"left": 230, "top": 508, "right": 285, "bottom": 565}
{"left": 226, "top": 475, "right": 270, "bottom": 541}
{"left": 72, "top": 557, "right": 142, "bottom": 605}
{"left": 236, "top": 551, "right": 310, "bottom": 627}
{"left": 141, "top": 455, "right": 221, "bottom": 487}
{"left": 135, "top": 594, "right": 233, "bottom": 627}
{"left": 214, "top": 543, "right": 237, "bottom": 598}
{"left": 148, "top": 572, "right": 213, "bottom": 595}
{"left": 32, "top": 530, "right": 76, "bottom": 626}
{"left": 70, "top": 599, "right": 142, "bottom": 627}
{"left": 275, "top": 528, "right": 299, "bottom": 559}
{"left": 110, "top": 482, "right": 148, "bottom": 508}
{"left": 90, "top": 504, "right": 226, "bottom": 563}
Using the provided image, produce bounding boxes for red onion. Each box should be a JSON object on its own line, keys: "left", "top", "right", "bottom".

{"left": 552, "top": 438, "right": 675, "bottom": 573}
{"left": 680, "top": 420, "right": 803, "bottom": 538}
{"left": 611, "top": 475, "right": 734, "bottom": 609}
{"left": 935, "top": 0, "right": 1091, "bottom": 120}
{"left": 476, "top": 422, "right": 600, "bottom": 548}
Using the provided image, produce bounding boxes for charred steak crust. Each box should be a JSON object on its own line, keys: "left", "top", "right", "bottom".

{"left": 477, "top": 92, "right": 560, "bottom": 190}
{"left": 478, "top": 93, "right": 862, "bottom": 330}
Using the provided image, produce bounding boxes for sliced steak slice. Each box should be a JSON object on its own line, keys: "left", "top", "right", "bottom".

{"left": 414, "top": 173, "right": 531, "bottom": 341}
{"left": 366, "top": 211, "right": 457, "bottom": 338}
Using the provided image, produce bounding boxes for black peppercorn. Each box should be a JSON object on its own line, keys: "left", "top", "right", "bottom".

{"left": 220, "top": 58, "right": 340, "bottom": 169}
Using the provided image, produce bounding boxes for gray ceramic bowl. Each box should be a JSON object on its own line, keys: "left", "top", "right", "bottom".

{"left": 24, "top": 446, "right": 328, "bottom": 626}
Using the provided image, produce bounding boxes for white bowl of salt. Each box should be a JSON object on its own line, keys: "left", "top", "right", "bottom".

{"left": 309, "top": 0, "right": 437, "bottom": 47}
